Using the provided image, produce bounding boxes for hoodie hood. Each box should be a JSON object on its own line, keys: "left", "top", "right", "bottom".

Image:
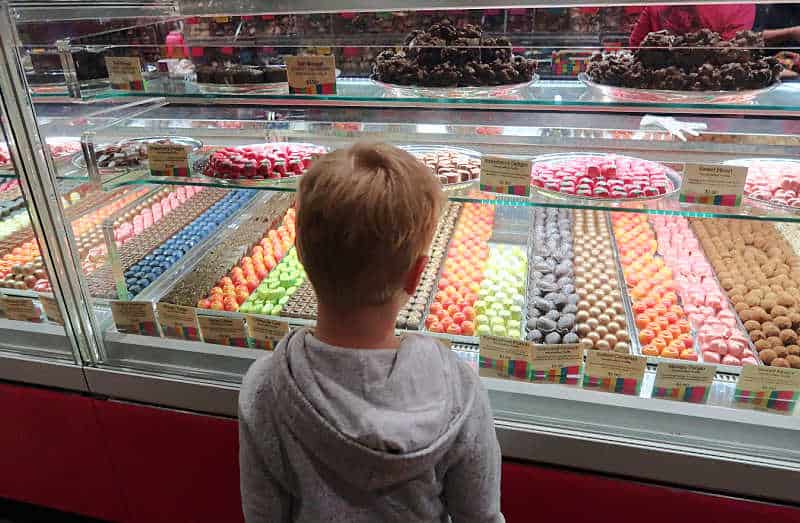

{"left": 270, "top": 327, "right": 478, "bottom": 492}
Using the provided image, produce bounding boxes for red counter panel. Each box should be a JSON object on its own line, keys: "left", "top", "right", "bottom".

{"left": 1, "top": 380, "right": 799, "bottom": 523}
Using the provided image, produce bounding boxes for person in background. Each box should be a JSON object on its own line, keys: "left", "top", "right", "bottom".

{"left": 239, "top": 142, "right": 504, "bottom": 523}
{"left": 629, "top": 4, "right": 756, "bottom": 47}
{"left": 755, "top": 4, "right": 800, "bottom": 78}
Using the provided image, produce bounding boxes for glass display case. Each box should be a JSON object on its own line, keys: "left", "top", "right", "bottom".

{"left": 3, "top": 0, "right": 800, "bottom": 505}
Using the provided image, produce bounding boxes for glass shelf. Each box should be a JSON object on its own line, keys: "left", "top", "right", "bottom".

{"left": 32, "top": 77, "right": 800, "bottom": 117}
{"left": 99, "top": 169, "right": 800, "bottom": 223}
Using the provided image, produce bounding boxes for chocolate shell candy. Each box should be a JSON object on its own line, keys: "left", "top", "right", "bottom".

{"left": 536, "top": 317, "right": 557, "bottom": 333}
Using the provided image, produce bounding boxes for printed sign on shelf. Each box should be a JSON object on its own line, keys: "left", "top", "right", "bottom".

{"left": 679, "top": 163, "right": 747, "bottom": 207}
{"left": 105, "top": 57, "right": 145, "bottom": 91}
{"left": 479, "top": 156, "right": 532, "bottom": 197}
{"left": 479, "top": 335, "right": 533, "bottom": 380}
{"left": 157, "top": 303, "right": 201, "bottom": 341}
{"left": 583, "top": 351, "right": 646, "bottom": 396}
{"left": 652, "top": 362, "right": 716, "bottom": 404}
{"left": 285, "top": 55, "right": 336, "bottom": 94}
{"left": 148, "top": 143, "right": 190, "bottom": 176}
{"left": 529, "top": 344, "right": 583, "bottom": 384}
{"left": 110, "top": 301, "right": 158, "bottom": 336}
{"left": 198, "top": 315, "right": 248, "bottom": 347}
{"left": 0, "top": 296, "right": 41, "bottom": 323}
{"left": 735, "top": 365, "right": 800, "bottom": 414}
{"left": 39, "top": 294, "right": 64, "bottom": 325}
{"left": 245, "top": 315, "right": 289, "bottom": 350}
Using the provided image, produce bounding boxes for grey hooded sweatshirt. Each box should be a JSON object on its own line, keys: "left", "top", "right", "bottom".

{"left": 239, "top": 327, "right": 503, "bottom": 523}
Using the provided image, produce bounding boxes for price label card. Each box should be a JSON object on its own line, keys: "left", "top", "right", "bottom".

{"left": 735, "top": 365, "right": 800, "bottom": 414}
{"left": 652, "top": 362, "right": 716, "bottom": 404}
{"left": 39, "top": 294, "right": 64, "bottom": 325}
{"left": 148, "top": 143, "right": 190, "bottom": 176}
{"left": 245, "top": 315, "right": 289, "bottom": 350}
{"left": 285, "top": 55, "right": 336, "bottom": 95}
{"left": 110, "top": 301, "right": 158, "bottom": 336}
{"left": 530, "top": 344, "right": 582, "bottom": 385}
{"left": 479, "top": 156, "right": 532, "bottom": 197}
{"left": 583, "top": 351, "right": 646, "bottom": 396}
{"left": 0, "top": 296, "right": 41, "bottom": 322}
{"left": 679, "top": 163, "right": 747, "bottom": 207}
{"left": 157, "top": 303, "right": 201, "bottom": 341}
{"left": 198, "top": 315, "right": 247, "bottom": 347}
{"left": 479, "top": 335, "right": 533, "bottom": 380}
{"left": 105, "top": 57, "right": 145, "bottom": 91}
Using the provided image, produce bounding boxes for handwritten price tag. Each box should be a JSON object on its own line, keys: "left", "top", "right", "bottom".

{"left": 0, "top": 296, "right": 41, "bottom": 322}
{"left": 105, "top": 57, "right": 145, "bottom": 91}
{"left": 479, "top": 335, "right": 533, "bottom": 380}
{"left": 735, "top": 365, "right": 800, "bottom": 414}
{"left": 583, "top": 351, "right": 646, "bottom": 395}
{"left": 286, "top": 55, "right": 336, "bottom": 94}
{"left": 679, "top": 163, "right": 747, "bottom": 207}
{"left": 479, "top": 156, "right": 532, "bottom": 197}
{"left": 110, "top": 301, "right": 158, "bottom": 336}
{"left": 530, "top": 344, "right": 582, "bottom": 384}
{"left": 157, "top": 303, "right": 200, "bottom": 341}
{"left": 245, "top": 315, "right": 289, "bottom": 350}
{"left": 653, "top": 362, "right": 716, "bottom": 403}
{"left": 148, "top": 143, "right": 190, "bottom": 176}
{"left": 198, "top": 315, "right": 247, "bottom": 347}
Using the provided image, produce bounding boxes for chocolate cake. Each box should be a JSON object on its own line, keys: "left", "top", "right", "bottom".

{"left": 587, "top": 29, "right": 781, "bottom": 91}
{"left": 372, "top": 20, "right": 535, "bottom": 87}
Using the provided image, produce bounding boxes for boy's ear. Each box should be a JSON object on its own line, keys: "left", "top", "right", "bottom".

{"left": 403, "top": 255, "right": 428, "bottom": 296}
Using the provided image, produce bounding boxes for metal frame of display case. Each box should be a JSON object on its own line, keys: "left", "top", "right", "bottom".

{"left": 0, "top": 0, "right": 799, "bottom": 508}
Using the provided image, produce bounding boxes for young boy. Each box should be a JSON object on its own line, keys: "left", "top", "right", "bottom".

{"left": 239, "top": 142, "right": 503, "bottom": 522}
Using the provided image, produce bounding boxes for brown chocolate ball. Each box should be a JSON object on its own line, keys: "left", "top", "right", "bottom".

{"left": 772, "top": 357, "right": 791, "bottom": 368}
{"left": 767, "top": 336, "right": 784, "bottom": 348}
{"left": 744, "top": 320, "right": 762, "bottom": 332}
{"left": 759, "top": 348, "right": 778, "bottom": 364}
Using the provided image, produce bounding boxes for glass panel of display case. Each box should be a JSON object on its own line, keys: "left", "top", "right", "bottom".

{"left": 7, "top": 2, "right": 800, "bottom": 494}
{"left": 18, "top": 5, "right": 798, "bottom": 115}
{"left": 0, "top": 121, "right": 75, "bottom": 362}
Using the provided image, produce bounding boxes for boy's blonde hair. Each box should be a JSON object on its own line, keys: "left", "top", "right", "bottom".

{"left": 296, "top": 142, "right": 443, "bottom": 309}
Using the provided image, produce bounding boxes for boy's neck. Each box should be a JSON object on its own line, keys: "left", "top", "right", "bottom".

{"left": 314, "top": 300, "right": 401, "bottom": 349}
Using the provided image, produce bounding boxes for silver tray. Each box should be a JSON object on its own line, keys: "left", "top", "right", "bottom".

{"left": 579, "top": 73, "right": 780, "bottom": 104}
{"left": 72, "top": 136, "right": 203, "bottom": 175}
{"left": 724, "top": 157, "right": 800, "bottom": 213}
{"left": 373, "top": 74, "right": 539, "bottom": 100}
{"left": 531, "top": 152, "right": 682, "bottom": 202}
{"left": 199, "top": 142, "right": 328, "bottom": 181}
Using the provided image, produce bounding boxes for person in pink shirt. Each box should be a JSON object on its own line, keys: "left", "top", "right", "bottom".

{"left": 629, "top": 4, "right": 756, "bottom": 47}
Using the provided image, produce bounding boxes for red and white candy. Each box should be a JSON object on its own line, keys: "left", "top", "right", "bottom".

{"left": 204, "top": 143, "right": 325, "bottom": 180}
{"left": 532, "top": 155, "right": 674, "bottom": 200}
{"left": 742, "top": 160, "right": 800, "bottom": 208}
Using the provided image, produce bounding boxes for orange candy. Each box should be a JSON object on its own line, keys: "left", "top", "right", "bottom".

{"left": 642, "top": 346, "right": 660, "bottom": 357}
{"left": 661, "top": 346, "right": 680, "bottom": 359}
{"left": 638, "top": 328, "right": 655, "bottom": 344}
